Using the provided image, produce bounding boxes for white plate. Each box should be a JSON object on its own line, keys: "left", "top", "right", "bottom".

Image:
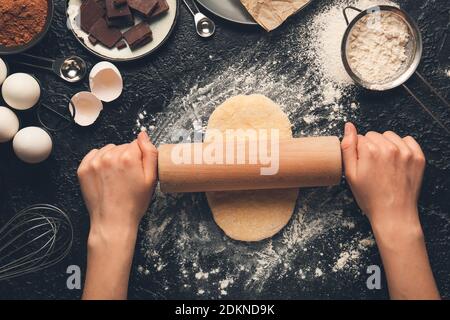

{"left": 196, "top": 0, "right": 257, "bottom": 25}
{"left": 66, "top": 0, "right": 179, "bottom": 61}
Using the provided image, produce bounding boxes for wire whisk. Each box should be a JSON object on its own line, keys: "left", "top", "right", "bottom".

{"left": 0, "top": 204, "right": 73, "bottom": 281}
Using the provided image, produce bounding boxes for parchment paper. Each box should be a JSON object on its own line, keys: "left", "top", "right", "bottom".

{"left": 241, "top": 0, "right": 310, "bottom": 31}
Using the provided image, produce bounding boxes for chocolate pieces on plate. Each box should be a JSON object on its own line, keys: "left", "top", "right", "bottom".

{"left": 105, "top": 0, "right": 134, "bottom": 27}
{"left": 128, "top": 0, "right": 158, "bottom": 18}
{"left": 123, "top": 22, "right": 153, "bottom": 50}
{"left": 89, "top": 18, "right": 123, "bottom": 48}
{"left": 114, "top": 0, "right": 128, "bottom": 7}
{"left": 88, "top": 35, "right": 99, "bottom": 45}
{"left": 80, "top": 0, "right": 105, "bottom": 32}
{"left": 116, "top": 40, "right": 128, "bottom": 50}
{"left": 80, "top": 0, "right": 170, "bottom": 51}
{"left": 151, "top": 0, "right": 170, "bottom": 18}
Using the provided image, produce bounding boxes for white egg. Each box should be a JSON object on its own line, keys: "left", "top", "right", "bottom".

{"left": 69, "top": 91, "right": 103, "bottom": 126}
{"left": 2, "top": 73, "right": 41, "bottom": 110}
{"left": 0, "top": 106, "right": 19, "bottom": 143}
{"left": 0, "top": 58, "right": 8, "bottom": 86}
{"left": 13, "top": 127, "right": 53, "bottom": 164}
{"left": 89, "top": 61, "right": 123, "bottom": 102}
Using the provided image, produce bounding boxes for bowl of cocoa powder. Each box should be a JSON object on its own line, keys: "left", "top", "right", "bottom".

{"left": 0, "top": 0, "right": 54, "bottom": 55}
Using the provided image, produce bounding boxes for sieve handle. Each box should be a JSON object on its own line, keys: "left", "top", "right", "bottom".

{"left": 343, "top": 6, "right": 362, "bottom": 25}
{"left": 403, "top": 80, "right": 450, "bottom": 136}
{"left": 415, "top": 72, "right": 450, "bottom": 111}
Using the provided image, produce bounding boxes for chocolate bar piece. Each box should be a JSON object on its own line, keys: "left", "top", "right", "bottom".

{"left": 96, "top": 0, "right": 107, "bottom": 11}
{"left": 80, "top": 0, "right": 105, "bottom": 32}
{"left": 116, "top": 40, "right": 127, "bottom": 50}
{"left": 88, "top": 35, "right": 99, "bottom": 45}
{"left": 151, "top": 0, "right": 169, "bottom": 18}
{"left": 114, "top": 0, "right": 127, "bottom": 7}
{"left": 128, "top": 0, "right": 158, "bottom": 18}
{"left": 106, "top": 0, "right": 131, "bottom": 18}
{"left": 105, "top": 0, "right": 134, "bottom": 27}
{"left": 106, "top": 15, "right": 134, "bottom": 27}
{"left": 89, "top": 18, "right": 122, "bottom": 48}
{"left": 123, "top": 22, "right": 152, "bottom": 50}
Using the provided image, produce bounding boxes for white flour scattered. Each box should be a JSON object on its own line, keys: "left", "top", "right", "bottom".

{"left": 342, "top": 220, "right": 356, "bottom": 229}
{"left": 314, "top": 267, "right": 324, "bottom": 277}
{"left": 333, "top": 252, "right": 351, "bottom": 271}
{"left": 195, "top": 271, "right": 209, "bottom": 280}
{"left": 322, "top": 83, "right": 343, "bottom": 105}
{"left": 219, "top": 278, "right": 234, "bottom": 295}
{"left": 347, "top": 11, "right": 410, "bottom": 84}
{"left": 298, "top": 269, "right": 306, "bottom": 280}
{"left": 219, "top": 278, "right": 233, "bottom": 289}
{"left": 134, "top": 0, "right": 393, "bottom": 298}
{"left": 333, "top": 235, "right": 376, "bottom": 272}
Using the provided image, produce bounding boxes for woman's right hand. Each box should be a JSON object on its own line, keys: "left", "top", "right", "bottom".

{"left": 341, "top": 122, "right": 425, "bottom": 238}
{"left": 341, "top": 122, "right": 439, "bottom": 300}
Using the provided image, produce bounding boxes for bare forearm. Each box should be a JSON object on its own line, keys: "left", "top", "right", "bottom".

{"left": 77, "top": 132, "right": 158, "bottom": 300}
{"left": 372, "top": 210, "right": 440, "bottom": 300}
{"left": 82, "top": 228, "right": 137, "bottom": 300}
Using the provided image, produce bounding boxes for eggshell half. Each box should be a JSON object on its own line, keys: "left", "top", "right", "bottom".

{"left": 13, "top": 127, "right": 53, "bottom": 164}
{"left": 69, "top": 91, "right": 103, "bottom": 126}
{"left": 89, "top": 61, "right": 123, "bottom": 102}
{"left": 0, "top": 106, "right": 20, "bottom": 143}
{"left": 2, "top": 73, "right": 41, "bottom": 110}
{"left": 0, "top": 58, "right": 7, "bottom": 86}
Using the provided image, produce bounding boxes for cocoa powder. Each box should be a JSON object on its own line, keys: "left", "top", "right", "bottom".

{"left": 0, "top": 0, "right": 48, "bottom": 47}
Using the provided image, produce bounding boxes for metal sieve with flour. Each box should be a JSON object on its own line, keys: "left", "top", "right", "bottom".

{"left": 341, "top": 5, "right": 450, "bottom": 135}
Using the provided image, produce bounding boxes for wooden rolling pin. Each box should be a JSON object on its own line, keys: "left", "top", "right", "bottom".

{"left": 158, "top": 136, "right": 342, "bottom": 193}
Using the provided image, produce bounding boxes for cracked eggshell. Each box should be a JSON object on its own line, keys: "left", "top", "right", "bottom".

{"left": 0, "top": 58, "right": 8, "bottom": 86}
{"left": 2, "top": 73, "right": 41, "bottom": 110}
{"left": 69, "top": 92, "right": 103, "bottom": 127}
{"left": 13, "top": 127, "right": 53, "bottom": 164}
{"left": 0, "top": 106, "right": 20, "bottom": 143}
{"left": 89, "top": 61, "right": 123, "bottom": 102}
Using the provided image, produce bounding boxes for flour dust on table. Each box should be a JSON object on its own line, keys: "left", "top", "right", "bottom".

{"left": 133, "top": 0, "right": 397, "bottom": 298}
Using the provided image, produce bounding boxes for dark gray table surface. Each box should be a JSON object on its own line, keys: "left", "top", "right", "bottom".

{"left": 0, "top": 0, "right": 449, "bottom": 299}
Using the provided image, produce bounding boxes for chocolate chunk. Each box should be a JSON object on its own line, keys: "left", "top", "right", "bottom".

{"left": 96, "top": 0, "right": 107, "bottom": 11}
{"left": 150, "top": 0, "right": 169, "bottom": 18}
{"left": 123, "top": 22, "right": 153, "bottom": 50}
{"left": 128, "top": 0, "right": 158, "bottom": 18}
{"left": 80, "top": 0, "right": 105, "bottom": 32}
{"left": 89, "top": 18, "right": 122, "bottom": 48}
{"left": 106, "top": 0, "right": 132, "bottom": 18}
{"left": 114, "top": 0, "right": 127, "bottom": 7}
{"left": 88, "top": 35, "right": 99, "bottom": 45}
{"left": 106, "top": 14, "right": 134, "bottom": 28}
{"left": 116, "top": 40, "right": 127, "bottom": 50}
{"left": 105, "top": 0, "right": 134, "bottom": 27}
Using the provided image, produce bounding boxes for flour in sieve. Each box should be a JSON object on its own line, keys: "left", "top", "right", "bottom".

{"left": 347, "top": 11, "right": 410, "bottom": 84}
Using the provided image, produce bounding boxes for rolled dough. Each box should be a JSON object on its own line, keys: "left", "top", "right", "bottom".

{"left": 206, "top": 95, "right": 299, "bottom": 242}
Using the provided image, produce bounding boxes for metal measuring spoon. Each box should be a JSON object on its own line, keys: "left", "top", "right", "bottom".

{"left": 14, "top": 54, "right": 87, "bottom": 83}
{"left": 183, "top": 0, "right": 216, "bottom": 38}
